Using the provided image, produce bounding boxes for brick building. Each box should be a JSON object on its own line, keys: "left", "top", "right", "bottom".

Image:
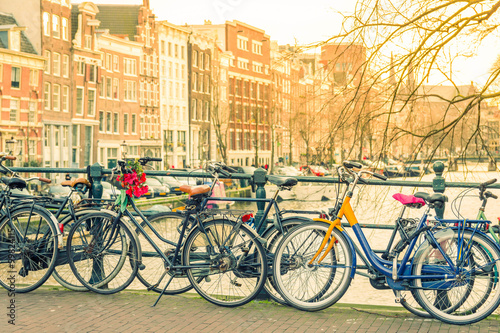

{"left": 0, "top": 13, "right": 45, "bottom": 166}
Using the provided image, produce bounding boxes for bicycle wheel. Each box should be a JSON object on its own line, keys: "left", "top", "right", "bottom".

{"left": 413, "top": 229, "right": 500, "bottom": 325}
{"left": 0, "top": 206, "right": 59, "bottom": 293}
{"left": 262, "top": 218, "right": 309, "bottom": 305}
{"left": 66, "top": 212, "right": 139, "bottom": 294}
{"left": 272, "top": 221, "right": 352, "bottom": 311}
{"left": 396, "top": 289, "right": 432, "bottom": 318}
{"left": 51, "top": 209, "right": 101, "bottom": 292}
{"left": 135, "top": 212, "right": 196, "bottom": 294}
{"left": 183, "top": 218, "right": 268, "bottom": 307}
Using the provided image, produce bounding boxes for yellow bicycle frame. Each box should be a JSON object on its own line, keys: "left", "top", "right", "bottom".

{"left": 308, "top": 196, "right": 358, "bottom": 265}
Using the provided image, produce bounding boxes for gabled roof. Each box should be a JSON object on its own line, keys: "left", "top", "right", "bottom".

{"left": 0, "top": 12, "right": 37, "bottom": 55}
{"left": 95, "top": 5, "right": 141, "bottom": 41}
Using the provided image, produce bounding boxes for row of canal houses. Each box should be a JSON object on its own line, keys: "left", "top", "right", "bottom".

{"left": 0, "top": 0, "right": 362, "bottom": 172}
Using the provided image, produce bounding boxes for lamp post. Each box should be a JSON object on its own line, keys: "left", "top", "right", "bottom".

{"left": 120, "top": 140, "right": 128, "bottom": 160}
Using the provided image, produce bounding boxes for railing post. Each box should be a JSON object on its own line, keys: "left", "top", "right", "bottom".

{"left": 88, "top": 163, "right": 104, "bottom": 199}
{"left": 253, "top": 167, "right": 267, "bottom": 234}
{"left": 432, "top": 161, "right": 446, "bottom": 218}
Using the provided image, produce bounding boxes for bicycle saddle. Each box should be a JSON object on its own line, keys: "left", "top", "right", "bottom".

{"left": 61, "top": 178, "right": 91, "bottom": 189}
{"left": 180, "top": 184, "right": 210, "bottom": 197}
{"left": 267, "top": 175, "right": 298, "bottom": 187}
{"left": 1, "top": 177, "right": 26, "bottom": 190}
{"left": 414, "top": 192, "right": 447, "bottom": 204}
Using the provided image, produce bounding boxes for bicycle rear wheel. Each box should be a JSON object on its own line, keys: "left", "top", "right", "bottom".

{"left": 0, "top": 206, "right": 59, "bottom": 293}
{"left": 272, "top": 221, "right": 352, "bottom": 311}
{"left": 413, "top": 229, "right": 500, "bottom": 325}
{"left": 66, "top": 212, "right": 139, "bottom": 294}
{"left": 183, "top": 218, "right": 267, "bottom": 307}
{"left": 135, "top": 212, "right": 195, "bottom": 294}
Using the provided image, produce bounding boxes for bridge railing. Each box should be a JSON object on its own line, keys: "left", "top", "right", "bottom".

{"left": 11, "top": 161, "right": 500, "bottom": 232}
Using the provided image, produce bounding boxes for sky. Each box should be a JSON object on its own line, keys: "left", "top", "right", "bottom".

{"left": 89, "top": 0, "right": 499, "bottom": 87}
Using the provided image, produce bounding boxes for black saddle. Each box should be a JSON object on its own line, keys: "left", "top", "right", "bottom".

{"left": 414, "top": 192, "right": 447, "bottom": 204}
{"left": 268, "top": 175, "right": 298, "bottom": 187}
{"left": 1, "top": 177, "right": 27, "bottom": 190}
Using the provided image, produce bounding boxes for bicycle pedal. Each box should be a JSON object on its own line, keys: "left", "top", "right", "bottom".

{"left": 394, "top": 290, "right": 402, "bottom": 303}
{"left": 139, "top": 263, "right": 146, "bottom": 271}
{"left": 230, "top": 280, "right": 242, "bottom": 287}
{"left": 147, "top": 283, "right": 159, "bottom": 291}
{"left": 242, "top": 246, "right": 249, "bottom": 253}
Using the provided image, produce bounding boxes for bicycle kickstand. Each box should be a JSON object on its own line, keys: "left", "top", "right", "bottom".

{"left": 151, "top": 273, "right": 175, "bottom": 307}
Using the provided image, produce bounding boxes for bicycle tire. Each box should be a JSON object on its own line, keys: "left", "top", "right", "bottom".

{"left": 0, "top": 206, "right": 59, "bottom": 293}
{"left": 272, "top": 221, "right": 352, "bottom": 311}
{"left": 396, "top": 289, "right": 432, "bottom": 318}
{"left": 134, "top": 211, "right": 196, "bottom": 294}
{"left": 262, "top": 218, "right": 310, "bottom": 305}
{"left": 413, "top": 229, "right": 500, "bottom": 325}
{"left": 183, "top": 218, "right": 268, "bottom": 307}
{"left": 51, "top": 209, "right": 101, "bottom": 292}
{"left": 66, "top": 212, "right": 139, "bottom": 294}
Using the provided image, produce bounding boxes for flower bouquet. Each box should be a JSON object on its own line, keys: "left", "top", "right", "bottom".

{"left": 115, "top": 159, "right": 149, "bottom": 211}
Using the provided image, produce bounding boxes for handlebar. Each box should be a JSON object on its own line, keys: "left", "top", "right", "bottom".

{"left": 342, "top": 160, "right": 388, "bottom": 181}
{"left": 480, "top": 178, "right": 497, "bottom": 188}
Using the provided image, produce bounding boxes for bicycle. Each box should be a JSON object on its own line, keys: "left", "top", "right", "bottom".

{"left": 65, "top": 158, "right": 268, "bottom": 307}
{"left": 0, "top": 153, "right": 61, "bottom": 293}
{"left": 272, "top": 161, "right": 500, "bottom": 325}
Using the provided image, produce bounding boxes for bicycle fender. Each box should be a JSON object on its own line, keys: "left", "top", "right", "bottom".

{"left": 311, "top": 218, "right": 356, "bottom": 279}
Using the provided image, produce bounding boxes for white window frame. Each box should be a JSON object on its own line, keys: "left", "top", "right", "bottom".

{"left": 43, "top": 12, "right": 50, "bottom": 36}
{"left": 44, "top": 82, "right": 51, "bottom": 110}
{"left": 76, "top": 87, "right": 84, "bottom": 115}
{"left": 62, "top": 18, "right": 68, "bottom": 41}
{"left": 52, "top": 84, "right": 60, "bottom": 111}
{"left": 62, "top": 85, "right": 69, "bottom": 112}
{"left": 87, "top": 88, "right": 96, "bottom": 116}
{"left": 52, "top": 14, "right": 60, "bottom": 38}
{"left": 53, "top": 52, "right": 60, "bottom": 76}
{"left": 62, "top": 54, "right": 69, "bottom": 77}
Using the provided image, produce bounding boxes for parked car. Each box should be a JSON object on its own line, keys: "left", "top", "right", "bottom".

{"left": 144, "top": 178, "right": 169, "bottom": 198}
{"left": 152, "top": 176, "right": 184, "bottom": 195}
{"left": 300, "top": 165, "right": 324, "bottom": 176}
{"left": 40, "top": 184, "right": 88, "bottom": 201}
{"left": 272, "top": 166, "right": 302, "bottom": 177}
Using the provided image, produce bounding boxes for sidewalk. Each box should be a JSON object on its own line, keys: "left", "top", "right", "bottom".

{"left": 2, "top": 287, "right": 499, "bottom": 333}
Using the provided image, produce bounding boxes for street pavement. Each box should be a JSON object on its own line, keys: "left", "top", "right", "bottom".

{"left": 1, "top": 287, "right": 499, "bottom": 332}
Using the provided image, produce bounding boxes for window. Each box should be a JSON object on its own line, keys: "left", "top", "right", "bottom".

{"left": 113, "top": 55, "right": 119, "bottom": 71}
{"left": 199, "top": 74, "right": 203, "bottom": 92}
{"left": 88, "top": 65, "right": 96, "bottom": 82}
{"left": 29, "top": 101, "right": 36, "bottom": 123}
{"left": 113, "top": 113, "right": 119, "bottom": 133}
{"left": 62, "top": 18, "right": 68, "bottom": 40}
{"left": 131, "top": 114, "right": 137, "bottom": 134}
{"left": 106, "top": 53, "right": 112, "bottom": 70}
{"left": 54, "top": 126, "right": 60, "bottom": 147}
{"left": 178, "top": 131, "right": 186, "bottom": 151}
{"left": 44, "top": 83, "right": 51, "bottom": 110}
{"left": 113, "top": 78, "right": 119, "bottom": 99}
{"left": 87, "top": 89, "right": 95, "bottom": 116}
{"left": 253, "top": 62, "right": 263, "bottom": 73}
{"left": 52, "top": 15, "right": 60, "bottom": 38}
{"left": 85, "top": 35, "right": 92, "bottom": 49}
{"left": 106, "top": 112, "right": 111, "bottom": 132}
{"left": 205, "top": 55, "right": 210, "bottom": 69}
{"left": 237, "top": 36, "right": 248, "bottom": 50}
{"left": 175, "top": 63, "right": 179, "bottom": 78}
{"left": 237, "top": 58, "right": 249, "bottom": 70}
{"left": 29, "top": 69, "right": 38, "bottom": 86}
{"left": 99, "top": 76, "right": 105, "bottom": 97}
{"left": 10, "top": 31, "right": 20, "bottom": 51}
{"left": 235, "top": 79, "right": 240, "bottom": 96}
{"left": 0, "top": 64, "right": 2, "bottom": 82}
{"left": 252, "top": 41, "right": 262, "bottom": 55}
{"left": 181, "top": 46, "right": 185, "bottom": 59}
{"left": 124, "top": 80, "right": 136, "bottom": 101}
{"left": 175, "top": 44, "right": 178, "bottom": 57}
{"left": 193, "top": 50, "right": 198, "bottom": 67}
{"left": 168, "top": 42, "right": 172, "bottom": 56}
{"left": 161, "top": 40, "right": 165, "bottom": 55}
{"left": 72, "top": 125, "right": 79, "bottom": 165}
{"left": 53, "top": 53, "right": 60, "bottom": 76}
{"left": 199, "top": 53, "right": 204, "bottom": 69}
{"left": 43, "top": 12, "right": 50, "bottom": 36}
{"left": 62, "top": 85, "right": 69, "bottom": 112}
{"left": 11, "top": 67, "right": 20, "bottom": 89}
{"left": 124, "top": 58, "right": 136, "bottom": 75}
{"left": 106, "top": 77, "right": 112, "bottom": 98}
{"left": 53, "top": 84, "right": 60, "bottom": 111}
{"left": 77, "top": 61, "right": 85, "bottom": 75}
{"left": 76, "top": 88, "right": 83, "bottom": 115}
{"left": 62, "top": 54, "right": 69, "bottom": 77}
{"left": 124, "top": 114, "right": 129, "bottom": 134}
{"left": 98, "top": 111, "right": 104, "bottom": 132}
{"left": 10, "top": 99, "right": 19, "bottom": 122}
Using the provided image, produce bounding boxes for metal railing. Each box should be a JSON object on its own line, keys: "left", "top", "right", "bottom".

{"left": 11, "top": 161, "right": 500, "bottom": 232}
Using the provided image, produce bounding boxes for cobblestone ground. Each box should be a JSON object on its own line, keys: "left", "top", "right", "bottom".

{"left": 1, "top": 288, "right": 499, "bottom": 332}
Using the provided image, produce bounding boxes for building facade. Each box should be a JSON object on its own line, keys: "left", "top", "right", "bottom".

{"left": 0, "top": 12, "right": 45, "bottom": 166}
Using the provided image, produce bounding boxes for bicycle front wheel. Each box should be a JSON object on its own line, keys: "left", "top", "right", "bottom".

{"left": 272, "top": 221, "right": 352, "bottom": 311}
{"left": 66, "top": 212, "right": 139, "bottom": 294}
{"left": 183, "top": 218, "right": 268, "bottom": 307}
{"left": 135, "top": 212, "right": 195, "bottom": 294}
{"left": 413, "top": 229, "right": 500, "bottom": 325}
{"left": 0, "top": 206, "right": 59, "bottom": 293}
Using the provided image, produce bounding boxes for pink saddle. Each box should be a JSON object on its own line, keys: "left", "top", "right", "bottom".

{"left": 392, "top": 193, "right": 425, "bottom": 207}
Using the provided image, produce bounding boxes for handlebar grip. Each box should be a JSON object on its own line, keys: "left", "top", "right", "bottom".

{"left": 343, "top": 161, "right": 363, "bottom": 169}
{"left": 219, "top": 169, "right": 231, "bottom": 178}
{"left": 491, "top": 193, "right": 498, "bottom": 200}
{"left": 224, "top": 165, "right": 238, "bottom": 173}
{"left": 147, "top": 157, "right": 162, "bottom": 162}
{"left": 4, "top": 156, "right": 16, "bottom": 160}
{"left": 372, "top": 173, "right": 387, "bottom": 181}
{"left": 480, "top": 178, "right": 497, "bottom": 188}
{"left": 39, "top": 177, "right": 51, "bottom": 184}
